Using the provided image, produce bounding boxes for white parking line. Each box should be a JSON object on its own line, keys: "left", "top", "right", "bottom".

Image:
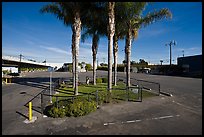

{"left": 152, "top": 115, "right": 173, "bottom": 120}
{"left": 103, "top": 115, "right": 180, "bottom": 126}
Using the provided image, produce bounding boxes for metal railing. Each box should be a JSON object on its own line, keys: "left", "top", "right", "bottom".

{"left": 118, "top": 77, "right": 160, "bottom": 96}
{"left": 27, "top": 76, "right": 160, "bottom": 116}
{"left": 130, "top": 78, "right": 160, "bottom": 96}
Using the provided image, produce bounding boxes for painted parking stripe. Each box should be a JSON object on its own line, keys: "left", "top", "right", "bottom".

{"left": 152, "top": 115, "right": 173, "bottom": 120}
{"left": 103, "top": 115, "right": 180, "bottom": 126}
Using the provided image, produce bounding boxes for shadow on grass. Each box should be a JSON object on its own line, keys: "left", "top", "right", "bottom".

{"left": 56, "top": 89, "right": 74, "bottom": 95}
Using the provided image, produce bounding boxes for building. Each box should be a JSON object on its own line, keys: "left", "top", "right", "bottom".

{"left": 62, "top": 63, "right": 85, "bottom": 72}
{"left": 177, "top": 54, "right": 202, "bottom": 77}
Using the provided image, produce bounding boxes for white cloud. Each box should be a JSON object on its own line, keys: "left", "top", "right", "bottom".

{"left": 174, "top": 47, "right": 201, "bottom": 52}
{"left": 24, "top": 39, "right": 35, "bottom": 45}
{"left": 40, "top": 45, "right": 71, "bottom": 55}
{"left": 81, "top": 42, "right": 92, "bottom": 46}
{"left": 138, "top": 28, "right": 166, "bottom": 39}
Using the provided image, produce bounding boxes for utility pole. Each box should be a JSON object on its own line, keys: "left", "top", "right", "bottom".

{"left": 19, "top": 54, "right": 23, "bottom": 62}
{"left": 160, "top": 60, "right": 163, "bottom": 65}
{"left": 97, "top": 58, "right": 99, "bottom": 67}
{"left": 19, "top": 54, "right": 24, "bottom": 73}
{"left": 182, "top": 50, "right": 184, "bottom": 57}
{"left": 165, "top": 40, "right": 177, "bottom": 66}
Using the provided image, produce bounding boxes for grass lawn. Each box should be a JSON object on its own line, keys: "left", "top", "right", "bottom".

{"left": 45, "top": 81, "right": 158, "bottom": 118}
{"left": 52, "top": 81, "right": 157, "bottom": 103}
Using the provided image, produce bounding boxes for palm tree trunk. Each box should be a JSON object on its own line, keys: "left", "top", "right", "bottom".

{"left": 126, "top": 25, "right": 132, "bottom": 88}
{"left": 71, "top": 33, "right": 75, "bottom": 89}
{"left": 108, "top": 2, "right": 115, "bottom": 101}
{"left": 72, "top": 11, "right": 81, "bottom": 95}
{"left": 113, "top": 35, "right": 118, "bottom": 86}
{"left": 93, "top": 54, "right": 96, "bottom": 85}
{"left": 92, "top": 34, "right": 98, "bottom": 85}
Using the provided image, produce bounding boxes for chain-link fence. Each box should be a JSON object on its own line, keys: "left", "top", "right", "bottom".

{"left": 38, "top": 76, "right": 160, "bottom": 116}
{"left": 117, "top": 77, "right": 160, "bottom": 96}
{"left": 130, "top": 78, "right": 160, "bottom": 96}
{"left": 111, "top": 85, "right": 142, "bottom": 102}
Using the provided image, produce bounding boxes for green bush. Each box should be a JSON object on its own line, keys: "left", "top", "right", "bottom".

{"left": 47, "top": 107, "right": 66, "bottom": 118}
{"left": 102, "top": 77, "right": 108, "bottom": 83}
{"left": 96, "top": 78, "right": 102, "bottom": 83}
{"left": 47, "top": 98, "right": 97, "bottom": 118}
{"left": 117, "top": 65, "right": 125, "bottom": 72}
{"left": 2, "top": 70, "right": 10, "bottom": 75}
{"left": 98, "top": 91, "right": 107, "bottom": 104}
{"left": 66, "top": 99, "right": 97, "bottom": 117}
{"left": 97, "top": 66, "right": 108, "bottom": 71}
{"left": 85, "top": 64, "right": 92, "bottom": 71}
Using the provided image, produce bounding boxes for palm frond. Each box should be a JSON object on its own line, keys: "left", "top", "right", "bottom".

{"left": 40, "top": 3, "right": 64, "bottom": 20}
{"left": 140, "top": 8, "right": 172, "bottom": 27}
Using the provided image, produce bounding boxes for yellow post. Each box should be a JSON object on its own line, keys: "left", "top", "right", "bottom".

{"left": 5, "top": 78, "right": 7, "bottom": 84}
{"left": 29, "top": 102, "right": 32, "bottom": 121}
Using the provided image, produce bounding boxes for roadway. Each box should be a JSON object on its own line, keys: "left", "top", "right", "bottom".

{"left": 2, "top": 71, "right": 202, "bottom": 135}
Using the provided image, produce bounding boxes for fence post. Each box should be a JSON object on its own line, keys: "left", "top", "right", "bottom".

{"left": 140, "top": 86, "right": 142, "bottom": 102}
{"left": 56, "top": 96, "right": 58, "bottom": 109}
{"left": 88, "top": 93, "right": 90, "bottom": 102}
{"left": 126, "top": 87, "right": 129, "bottom": 101}
{"left": 158, "top": 83, "right": 161, "bottom": 95}
{"left": 96, "top": 90, "right": 99, "bottom": 107}
{"left": 41, "top": 93, "right": 43, "bottom": 116}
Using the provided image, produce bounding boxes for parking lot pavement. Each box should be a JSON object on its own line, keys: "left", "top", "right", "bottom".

{"left": 3, "top": 95, "right": 201, "bottom": 135}
{"left": 2, "top": 71, "right": 202, "bottom": 135}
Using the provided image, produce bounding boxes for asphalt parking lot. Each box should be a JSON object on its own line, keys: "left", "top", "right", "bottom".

{"left": 2, "top": 71, "right": 202, "bottom": 135}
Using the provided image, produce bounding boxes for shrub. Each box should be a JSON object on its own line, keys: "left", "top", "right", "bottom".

{"left": 98, "top": 91, "right": 107, "bottom": 104}
{"left": 96, "top": 78, "right": 102, "bottom": 83}
{"left": 117, "top": 65, "right": 125, "bottom": 72}
{"left": 47, "top": 98, "right": 97, "bottom": 118}
{"left": 47, "top": 106, "right": 66, "bottom": 118}
{"left": 85, "top": 64, "right": 92, "bottom": 71}
{"left": 102, "top": 77, "right": 108, "bottom": 83}
{"left": 97, "top": 66, "right": 108, "bottom": 71}
{"left": 66, "top": 99, "right": 97, "bottom": 117}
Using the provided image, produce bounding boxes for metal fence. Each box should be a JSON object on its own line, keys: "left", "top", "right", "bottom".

{"left": 130, "top": 78, "right": 160, "bottom": 96}
{"left": 26, "top": 76, "right": 160, "bottom": 116}
{"left": 40, "top": 77, "right": 106, "bottom": 115}
{"left": 116, "top": 77, "right": 160, "bottom": 96}
{"left": 111, "top": 85, "right": 143, "bottom": 102}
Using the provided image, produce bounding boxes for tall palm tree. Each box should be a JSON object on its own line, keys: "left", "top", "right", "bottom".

{"left": 113, "top": 2, "right": 127, "bottom": 86}
{"left": 107, "top": 2, "right": 115, "bottom": 101}
{"left": 40, "top": 2, "right": 90, "bottom": 95}
{"left": 122, "top": 2, "right": 172, "bottom": 87}
{"left": 81, "top": 2, "right": 107, "bottom": 85}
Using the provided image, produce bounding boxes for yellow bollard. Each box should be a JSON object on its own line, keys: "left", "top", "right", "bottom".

{"left": 29, "top": 102, "right": 32, "bottom": 121}
{"left": 5, "top": 78, "right": 7, "bottom": 84}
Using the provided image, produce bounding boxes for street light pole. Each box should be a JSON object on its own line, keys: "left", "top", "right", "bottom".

{"left": 165, "top": 40, "right": 177, "bottom": 66}
{"left": 19, "top": 54, "right": 24, "bottom": 73}
{"left": 160, "top": 60, "right": 163, "bottom": 65}
{"left": 182, "top": 50, "right": 184, "bottom": 57}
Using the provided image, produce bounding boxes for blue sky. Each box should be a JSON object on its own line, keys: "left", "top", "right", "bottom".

{"left": 2, "top": 2, "right": 202, "bottom": 67}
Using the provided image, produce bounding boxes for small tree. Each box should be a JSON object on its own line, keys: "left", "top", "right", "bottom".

{"left": 85, "top": 64, "right": 92, "bottom": 71}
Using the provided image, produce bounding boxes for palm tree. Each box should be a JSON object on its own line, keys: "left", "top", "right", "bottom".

{"left": 40, "top": 2, "right": 90, "bottom": 95}
{"left": 107, "top": 2, "right": 115, "bottom": 101}
{"left": 81, "top": 2, "right": 107, "bottom": 85}
{"left": 113, "top": 3, "right": 127, "bottom": 86}
{"left": 122, "top": 2, "right": 172, "bottom": 87}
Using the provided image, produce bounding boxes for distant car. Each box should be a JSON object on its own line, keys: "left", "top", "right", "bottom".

{"left": 139, "top": 68, "right": 151, "bottom": 74}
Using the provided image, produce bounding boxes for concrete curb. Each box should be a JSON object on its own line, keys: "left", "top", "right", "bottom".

{"left": 159, "top": 91, "right": 172, "bottom": 97}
